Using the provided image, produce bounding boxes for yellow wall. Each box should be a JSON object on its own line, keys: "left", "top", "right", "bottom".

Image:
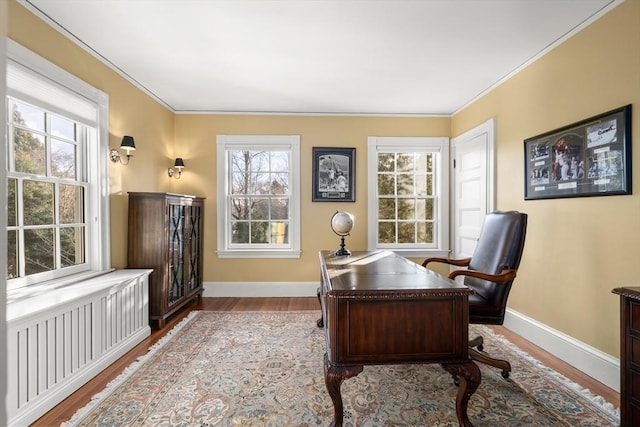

{"left": 172, "top": 114, "right": 451, "bottom": 282}
{"left": 452, "top": 0, "right": 640, "bottom": 356}
{"left": 8, "top": 0, "right": 176, "bottom": 267}
{"left": 9, "top": 0, "right": 640, "bottom": 357}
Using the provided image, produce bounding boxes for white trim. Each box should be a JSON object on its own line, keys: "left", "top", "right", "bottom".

{"left": 389, "top": 249, "right": 449, "bottom": 259}
{"left": 176, "top": 110, "right": 449, "bottom": 118}
{"left": 216, "top": 250, "right": 302, "bottom": 259}
{"left": 203, "top": 281, "right": 318, "bottom": 298}
{"left": 451, "top": 118, "right": 496, "bottom": 213}
{"left": 216, "top": 135, "right": 301, "bottom": 258}
{"left": 8, "top": 40, "right": 104, "bottom": 126}
{"left": 450, "top": 118, "right": 496, "bottom": 263}
{"left": 367, "top": 136, "right": 450, "bottom": 254}
{"left": 6, "top": 40, "right": 111, "bottom": 290}
{"left": 0, "top": 4, "right": 8, "bottom": 424}
{"left": 503, "top": 308, "right": 620, "bottom": 392}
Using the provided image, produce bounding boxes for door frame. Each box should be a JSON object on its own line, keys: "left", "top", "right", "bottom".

{"left": 450, "top": 118, "right": 496, "bottom": 258}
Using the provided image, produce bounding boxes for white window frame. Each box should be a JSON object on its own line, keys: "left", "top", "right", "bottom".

{"left": 216, "top": 135, "right": 301, "bottom": 258}
{"left": 367, "top": 136, "right": 449, "bottom": 258}
{"left": 6, "top": 40, "right": 110, "bottom": 293}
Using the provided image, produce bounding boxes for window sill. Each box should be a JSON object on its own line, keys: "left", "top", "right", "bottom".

{"left": 217, "top": 249, "right": 302, "bottom": 259}
{"left": 376, "top": 248, "right": 450, "bottom": 259}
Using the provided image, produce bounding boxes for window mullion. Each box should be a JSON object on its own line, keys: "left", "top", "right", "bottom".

{"left": 16, "top": 178, "right": 25, "bottom": 278}
{"left": 368, "top": 137, "right": 449, "bottom": 254}
{"left": 217, "top": 135, "right": 300, "bottom": 258}
{"left": 54, "top": 181, "right": 61, "bottom": 270}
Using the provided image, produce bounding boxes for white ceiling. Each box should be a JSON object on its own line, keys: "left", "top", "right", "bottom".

{"left": 23, "top": 0, "right": 618, "bottom": 116}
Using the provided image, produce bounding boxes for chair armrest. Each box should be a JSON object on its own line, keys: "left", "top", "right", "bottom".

{"left": 448, "top": 268, "right": 517, "bottom": 283}
{"left": 422, "top": 257, "right": 471, "bottom": 268}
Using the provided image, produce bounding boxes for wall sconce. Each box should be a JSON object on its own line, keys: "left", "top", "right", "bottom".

{"left": 168, "top": 157, "right": 185, "bottom": 179}
{"left": 110, "top": 136, "right": 136, "bottom": 165}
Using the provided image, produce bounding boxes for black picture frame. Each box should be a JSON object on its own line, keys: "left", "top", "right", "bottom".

{"left": 524, "top": 104, "right": 632, "bottom": 200}
{"left": 312, "top": 147, "right": 356, "bottom": 202}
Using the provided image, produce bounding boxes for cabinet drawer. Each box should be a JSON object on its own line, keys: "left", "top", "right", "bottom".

{"left": 631, "top": 301, "right": 640, "bottom": 332}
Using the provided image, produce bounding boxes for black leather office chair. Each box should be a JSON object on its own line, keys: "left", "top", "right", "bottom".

{"left": 423, "top": 211, "right": 528, "bottom": 379}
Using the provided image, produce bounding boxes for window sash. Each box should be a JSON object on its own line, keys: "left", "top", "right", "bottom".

{"left": 6, "top": 99, "right": 90, "bottom": 285}
{"left": 217, "top": 135, "right": 301, "bottom": 258}
{"left": 367, "top": 136, "right": 449, "bottom": 257}
{"left": 6, "top": 40, "right": 110, "bottom": 291}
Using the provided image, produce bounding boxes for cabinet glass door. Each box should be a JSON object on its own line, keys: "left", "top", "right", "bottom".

{"left": 168, "top": 203, "right": 185, "bottom": 305}
{"left": 187, "top": 204, "right": 202, "bottom": 293}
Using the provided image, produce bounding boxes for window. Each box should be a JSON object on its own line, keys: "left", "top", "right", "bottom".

{"left": 216, "top": 135, "right": 301, "bottom": 258}
{"left": 367, "top": 136, "right": 449, "bottom": 257}
{"left": 6, "top": 40, "right": 110, "bottom": 291}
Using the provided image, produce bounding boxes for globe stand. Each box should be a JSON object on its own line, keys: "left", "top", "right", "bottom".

{"left": 330, "top": 211, "right": 354, "bottom": 257}
{"left": 335, "top": 234, "right": 351, "bottom": 256}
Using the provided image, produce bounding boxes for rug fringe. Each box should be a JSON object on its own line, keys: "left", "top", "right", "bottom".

{"left": 61, "top": 311, "right": 202, "bottom": 427}
{"left": 480, "top": 326, "right": 621, "bottom": 422}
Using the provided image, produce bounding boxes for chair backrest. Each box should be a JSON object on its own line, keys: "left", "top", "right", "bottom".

{"left": 466, "top": 211, "right": 528, "bottom": 311}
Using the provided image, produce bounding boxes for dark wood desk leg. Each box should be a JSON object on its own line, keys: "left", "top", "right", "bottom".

{"left": 316, "top": 288, "right": 324, "bottom": 327}
{"left": 442, "top": 361, "right": 481, "bottom": 427}
{"left": 324, "top": 353, "right": 363, "bottom": 427}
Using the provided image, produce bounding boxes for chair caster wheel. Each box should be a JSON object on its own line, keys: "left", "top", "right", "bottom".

{"left": 501, "top": 370, "right": 510, "bottom": 379}
{"left": 317, "top": 318, "right": 324, "bottom": 328}
{"left": 477, "top": 344, "right": 484, "bottom": 352}
{"left": 453, "top": 376, "right": 460, "bottom": 386}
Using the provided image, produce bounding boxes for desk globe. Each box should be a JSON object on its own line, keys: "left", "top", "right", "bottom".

{"left": 331, "top": 211, "right": 354, "bottom": 256}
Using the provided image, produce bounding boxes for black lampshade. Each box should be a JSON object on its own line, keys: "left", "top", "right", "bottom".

{"left": 174, "top": 157, "right": 185, "bottom": 168}
{"left": 120, "top": 136, "right": 136, "bottom": 150}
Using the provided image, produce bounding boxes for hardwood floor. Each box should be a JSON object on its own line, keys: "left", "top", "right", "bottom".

{"left": 32, "top": 297, "right": 619, "bottom": 426}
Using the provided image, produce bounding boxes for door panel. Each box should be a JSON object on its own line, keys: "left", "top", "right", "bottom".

{"left": 455, "top": 136, "right": 486, "bottom": 259}
{"left": 452, "top": 119, "right": 495, "bottom": 266}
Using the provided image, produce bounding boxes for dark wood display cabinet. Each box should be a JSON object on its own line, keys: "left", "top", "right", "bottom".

{"left": 612, "top": 286, "right": 640, "bottom": 427}
{"left": 127, "top": 192, "right": 205, "bottom": 328}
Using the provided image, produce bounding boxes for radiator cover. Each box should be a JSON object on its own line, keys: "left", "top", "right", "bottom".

{"left": 6, "top": 269, "right": 151, "bottom": 426}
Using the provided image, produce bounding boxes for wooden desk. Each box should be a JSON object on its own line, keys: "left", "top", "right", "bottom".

{"left": 318, "top": 250, "right": 480, "bottom": 427}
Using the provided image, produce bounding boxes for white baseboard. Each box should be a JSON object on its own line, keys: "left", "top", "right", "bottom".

{"left": 503, "top": 308, "right": 620, "bottom": 392}
{"left": 203, "top": 281, "right": 319, "bottom": 298}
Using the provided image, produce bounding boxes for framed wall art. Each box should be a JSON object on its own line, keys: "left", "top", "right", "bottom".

{"left": 524, "top": 104, "right": 632, "bottom": 200}
{"left": 312, "top": 147, "right": 355, "bottom": 202}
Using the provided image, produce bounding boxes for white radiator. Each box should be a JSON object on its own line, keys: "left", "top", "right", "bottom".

{"left": 6, "top": 269, "right": 152, "bottom": 427}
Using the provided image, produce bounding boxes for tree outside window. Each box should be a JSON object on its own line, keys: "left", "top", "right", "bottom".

{"left": 230, "top": 150, "right": 290, "bottom": 245}
{"left": 216, "top": 135, "right": 301, "bottom": 258}
{"left": 376, "top": 151, "right": 435, "bottom": 245}
{"left": 367, "top": 136, "right": 449, "bottom": 257}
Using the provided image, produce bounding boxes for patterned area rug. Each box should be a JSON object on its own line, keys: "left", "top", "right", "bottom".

{"left": 63, "top": 311, "right": 619, "bottom": 426}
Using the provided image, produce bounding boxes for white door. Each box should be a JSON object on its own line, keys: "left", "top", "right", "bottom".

{"left": 451, "top": 119, "right": 495, "bottom": 263}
